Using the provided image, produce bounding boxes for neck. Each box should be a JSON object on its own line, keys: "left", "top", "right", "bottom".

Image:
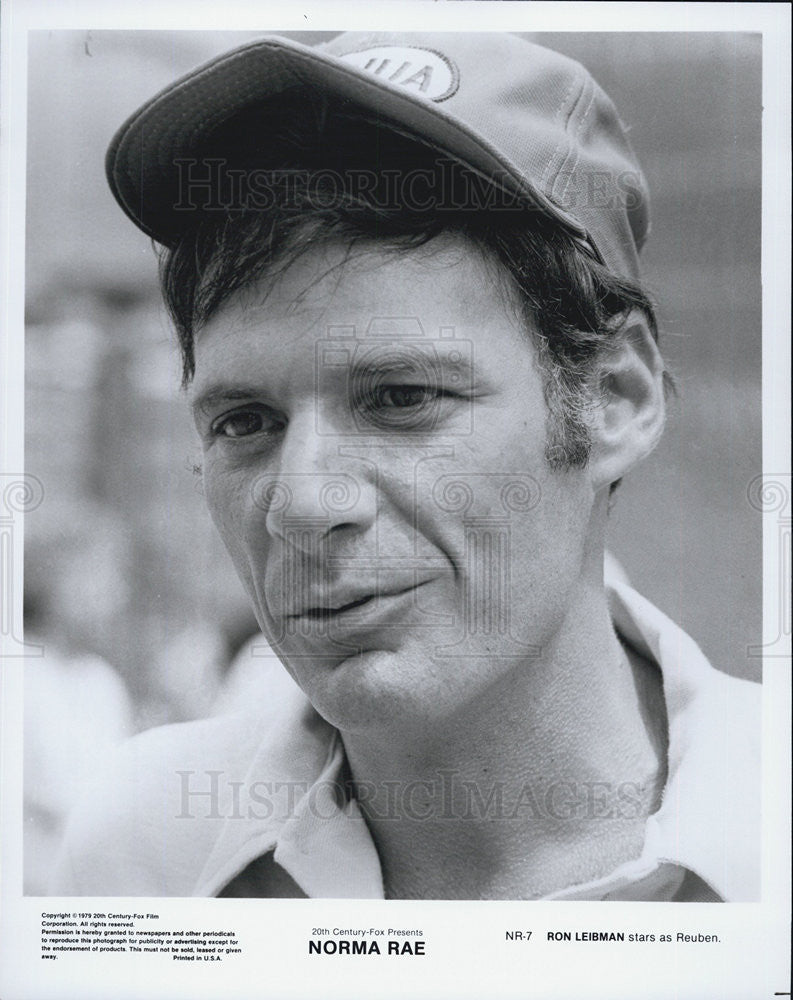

{"left": 341, "top": 573, "right": 668, "bottom": 900}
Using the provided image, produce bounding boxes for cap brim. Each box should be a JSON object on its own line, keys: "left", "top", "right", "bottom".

{"left": 106, "top": 34, "right": 592, "bottom": 248}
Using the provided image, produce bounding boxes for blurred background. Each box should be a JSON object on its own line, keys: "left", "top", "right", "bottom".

{"left": 23, "top": 30, "right": 761, "bottom": 892}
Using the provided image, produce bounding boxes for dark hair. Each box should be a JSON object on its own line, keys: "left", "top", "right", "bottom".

{"left": 159, "top": 97, "right": 665, "bottom": 472}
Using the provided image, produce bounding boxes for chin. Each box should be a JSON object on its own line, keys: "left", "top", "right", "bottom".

{"left": 289, "top": 646, "right": 437, "bottom": 735}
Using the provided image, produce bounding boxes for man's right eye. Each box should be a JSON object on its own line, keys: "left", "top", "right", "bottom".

{"left": 210, "top": 407, "right": 282, "bottom": 439}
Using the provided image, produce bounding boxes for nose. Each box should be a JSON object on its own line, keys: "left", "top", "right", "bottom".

{"left": 255, "top": 414, "right": 377, "bottom": 550}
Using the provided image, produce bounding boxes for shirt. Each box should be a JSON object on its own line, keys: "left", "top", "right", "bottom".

{"left": 51, "top": 580, "right": 761, "bottom": 900}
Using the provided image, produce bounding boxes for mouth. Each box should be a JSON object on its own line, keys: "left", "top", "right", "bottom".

{"left": 288, "top": 583, "right": 424, "bottom": 622}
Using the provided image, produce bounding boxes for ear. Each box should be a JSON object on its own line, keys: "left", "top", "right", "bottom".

{"left": 588, "top": 312, "right": 667, "bottom": 492}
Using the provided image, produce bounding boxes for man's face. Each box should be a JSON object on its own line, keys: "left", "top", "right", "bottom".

{"left": 191, "top": 235, "right": 597, "bottom": 736}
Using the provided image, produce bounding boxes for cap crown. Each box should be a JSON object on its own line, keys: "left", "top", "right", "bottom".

{"left": 106, "top": 31, "right": 649, "bottom": 278}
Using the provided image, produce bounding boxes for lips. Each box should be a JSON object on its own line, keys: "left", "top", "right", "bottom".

{"left": 287, "top": 582, "right": 426, "bottom": 621}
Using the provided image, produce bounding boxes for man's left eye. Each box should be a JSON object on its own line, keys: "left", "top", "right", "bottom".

{"left": 374, "top": 385, "right": 441, "bottom": 408}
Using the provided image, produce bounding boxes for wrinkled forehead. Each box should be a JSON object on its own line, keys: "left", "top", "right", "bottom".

{"left": 189, "top": 232, "right": 530, "bottom": 398}
{"left": 195, "top": 229, "right": 516, "bottom": 341}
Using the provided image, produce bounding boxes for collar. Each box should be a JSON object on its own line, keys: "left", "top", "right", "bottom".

{"left": 192, "top": 580, "right": 760, "bottom": 900}
{"left": 546, "top": 582, "right": 760, "bottom": 901}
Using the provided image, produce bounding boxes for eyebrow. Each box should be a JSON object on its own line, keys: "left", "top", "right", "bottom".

{"left": 190, "top": 355, "right": 478, "bottom": 417}
{"left": 190, "top": 385, "right": 266, "bottom": 418}
{"left": 347, "top": 355, "right": 476, "bottom": 381}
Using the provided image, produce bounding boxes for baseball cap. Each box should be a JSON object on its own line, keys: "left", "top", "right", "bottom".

{"left": 106, "top": 31, "right": 650, "bottom": 279}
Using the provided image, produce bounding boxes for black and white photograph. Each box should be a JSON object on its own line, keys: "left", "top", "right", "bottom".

{"left": 1, "top": 2, "right": 790, "bottom": 999}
